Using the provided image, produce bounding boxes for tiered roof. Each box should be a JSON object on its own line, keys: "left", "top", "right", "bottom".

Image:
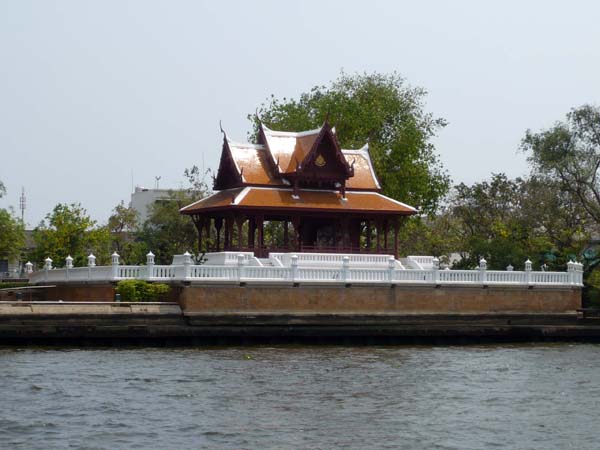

{"left": 181, "top": 121, "right": 416, "bottom": 216}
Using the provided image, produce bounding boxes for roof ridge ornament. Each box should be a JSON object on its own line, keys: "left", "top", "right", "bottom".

{"left": 255, "top": 108, "right": 262, "bottom": 125}
{"left": 219, "top": 120, "right": 225, "bottom": 136}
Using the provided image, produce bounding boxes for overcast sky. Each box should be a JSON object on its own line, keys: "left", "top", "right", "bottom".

{"left": 1, "top": 0, "right": 599, "bottom": 226}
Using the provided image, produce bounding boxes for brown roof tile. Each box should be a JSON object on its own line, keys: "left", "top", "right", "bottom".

{"left": 182, "top": 187, "right": 415, "bottom": 215}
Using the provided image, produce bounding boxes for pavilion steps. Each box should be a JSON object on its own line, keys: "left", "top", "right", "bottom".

{"left": 257, "top": 258, "right": 274, "bottom": 267}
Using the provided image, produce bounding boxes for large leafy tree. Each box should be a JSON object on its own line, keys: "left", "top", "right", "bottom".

{"left": 522, "top": 104, "right": 600, "bottom": 223}
{"left": 0, "top": 182, "right": 25, "bottom": 261}
{"left": 29, "top": 203, "right": 111, "bottom": 267}
{"left": 0, "top": 208, "right": 24, "bottom": 262}
{"left": 137, "top": 190, "right": 200, "bottom": 264}
{"left": 249, "top": 71, "right": 450, "bottom": 214}
{"left": 447, "top": 174, "right": 587, "bottom": 270}
{"left": 107, "top": 201, "right": 145, "bottom": 264}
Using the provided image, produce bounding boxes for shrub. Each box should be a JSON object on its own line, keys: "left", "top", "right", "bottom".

{"left": 115, "top": 280, "right": 170, "bottom": 302}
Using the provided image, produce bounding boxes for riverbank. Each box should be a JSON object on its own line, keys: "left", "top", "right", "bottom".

{"left": 2, "top": 301, "right": 600, "bottom": 344}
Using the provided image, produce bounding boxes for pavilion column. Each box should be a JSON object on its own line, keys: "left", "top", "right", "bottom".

{"left": 257, "top": 215, "right": 264, "bottom": 257}
{"left": 366, "top": 220, "right": 372, "bottom": 251}
{"left": 236, "top": 215, "right": 244, "bottom": 250}
{"left": 383, "top": 219, "right": 389, "bottom": 252}
{"left": 341, "top": 218, "right": 350, "bottom": 250}
{"left": 223, "top": 217, "right": 230, "bottom": 250}
{"left": 375, "top": 219, "right": 381, "bottom": 253}
{"left": 226, "top": 216, "right": 234, "bottom": 251}
{"left": 215, "top": 218, "right": 223, "bottom": 252}
{"left": 393, "top": 218, "right": 400, "bottom": 260}
{"left": 196, "top": 216, "right": 205, "bottom": 254}
{"left": 292, "top": 216, "right": 300, "bottom": 252}
{"left": 206, "top": 220, "right": 212, "bottom": 251}
{"left": 283, "top": 220, "right": 289, "bottom": 250}
{"left": 248, "top": 217, "right": 256, "bottom": 249}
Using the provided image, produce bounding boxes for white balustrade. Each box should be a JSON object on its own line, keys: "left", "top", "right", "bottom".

{"left": 119, "top": 266, "right": 141, "bottom": 279}
{"left": 272, "top": 252, "right": 396, "bottom": 267}
{"left": 243, "top": 266, "right": 293, "bottom": 281}
{"left": 26, "top": 254, "right": 584, "bottom": 288}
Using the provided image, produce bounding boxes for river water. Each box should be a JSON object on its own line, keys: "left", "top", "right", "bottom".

{"left": 1, "top": 344, "right": 599, "bottom": 450}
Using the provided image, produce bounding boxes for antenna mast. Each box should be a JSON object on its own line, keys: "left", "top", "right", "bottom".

{"left": 19, "top": 187, "right": 26, "bottom": 225}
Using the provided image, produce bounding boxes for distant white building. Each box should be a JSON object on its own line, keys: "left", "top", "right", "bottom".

{"left": 130, "top": 186, "right": 174, "bottom": 224}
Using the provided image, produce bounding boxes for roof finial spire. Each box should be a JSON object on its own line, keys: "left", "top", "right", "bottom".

{"left": 219, "top": 120, "right": 225, "bottom": 135}
{"left": 255, "top": 108, "right": 262, "bottom": 125}
{"left": 324, "top": 109, "right": 330, "bottom": 125}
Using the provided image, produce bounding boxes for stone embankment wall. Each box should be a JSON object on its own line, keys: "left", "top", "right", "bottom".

{"left": 3, "top": 282, "right": 582, "bottom": 314}
{"left": 180, "top": 284, "right": 581, "bottom": 314}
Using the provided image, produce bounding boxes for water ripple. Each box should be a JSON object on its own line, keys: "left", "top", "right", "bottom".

{"left": 1, "top": 344, "right": 600, "bottom": 449}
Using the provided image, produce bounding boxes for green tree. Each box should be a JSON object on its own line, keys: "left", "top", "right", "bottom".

{"left": 447, "top": 174, "right": 587, "bottom": 270}
{"left": 138, "top": 190, "right": 199, "bottom": 264}
{"left": 522, "top": 104, "right": 600, "bottom": 223}
{"left": 0, "top": 208, "right": 25, "bottom": 262}
{"left": 29, "top": 203, "right": 110, "bottom": 267}
{"left": 137, "top": 167, "right": 210, "bottom": 264}
{"left": 107, "top": 201, "right": 145, "bottom": 264}
{"left": 0, "top": 180, "right": 5, "bottom": 198}
{"left": 249, "top": 71, "right": 450, "bottom": 214}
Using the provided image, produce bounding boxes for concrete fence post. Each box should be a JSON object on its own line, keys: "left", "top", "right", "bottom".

{"left": 479, "top": 258, "right": 487, "bottom": 284}
{"left": 506, "top": 264, "right": 514, "bottom": 272}
{"left": 291, "top": 254, "right": 298, "bottom": 283}
{"left": 432, "top": 257, "right": 440, "bottom": 285}
{"left": 44, "top": 257, "right": 52, "bottom": 282}
{"left": 524, "top": 259, "right": 532, "bottom": 285}
{"left": 342, "top": 256, "right": 350, "bottom": 283}
{"left": 111, "top": 252, "right": 120, "bottom": 280}
{"left": 25, "top": 261, "right": 33, "bottom": 274}
{"left": 146, "top": 251, "right": 155, "bottom": 280}
{"left": 387, "top": 256, "right": 395, "bottom": 283}
{"left": 183, "top": 251, "right": 192, "bottom": 279}
{"left": 567, "top": 260, "right": 574, "bottom": 285}
{"left": 65, "top": 255, "right": 73, "bottom": 281}
{"left": 87, "top": 253, "right": 96, "bottom": 281}
{"left": 575, "top": 261, "right": 580, "bottom": 285}
{"left": 237, "top": 254, "right": 245, "bottom": 282}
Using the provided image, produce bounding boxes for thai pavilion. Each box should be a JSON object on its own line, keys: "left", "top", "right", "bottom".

{"left": 180, "top": 121, "right": 417, "bottom": 258}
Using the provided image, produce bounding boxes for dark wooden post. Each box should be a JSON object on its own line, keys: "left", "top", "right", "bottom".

{"left": 248, "top": 217, "right": 256, "bottom": 249}
{"left": 283, "top": 220, "right": 289, "bottom": 249}
{"left": 366, "top": 220, "right": 372, "bottom": 251}
{"left": 257, "top": 215, "right": 264, "bottom": 257}
{"left": 226, "top": 216, "right": 234, "bottom": 251}
{"left": 393, "top": 218, "right": 400, "bottom": 259}
{"left": 215, "top": 217, "right": 223, "bottom": 252}
{"left": 292, "top": 216, "right": 300, "bottom": 252}
{"left": 206, "top": 220, "right": 212, "bottom": 251}
{"left": 383, "top": 219, "right": 389, "bottom": 252}
{"left": 236, "top": 215, "right": 244, "bottom": 250}
{"left": 341, "top": 217, "right": 349, "bottom": 250}
{"left": 376, "top": 219, "right": 382, "bottom": 253}
{"left": 196, "top": 216, "right": 205, "bottom": 253}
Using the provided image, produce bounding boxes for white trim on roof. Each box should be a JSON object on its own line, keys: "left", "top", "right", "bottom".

{"left": 227, "top": 139, "right": 265, "bottom": 150}
{"left": 233, "top": 186, "right": 251, "bottom": 205}
{"left": 179, "top": 188, "right": 241, "bottom": 212}
{"left": 261, "top": 123, "right": 322, "bottom": 138}
{"left": 373, "top": 192, "right": 417, "bottom": 212}
{"left": 342, "top": 143, "right": 381, "bottom": 189}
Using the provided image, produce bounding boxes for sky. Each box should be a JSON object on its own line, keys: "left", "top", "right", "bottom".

{"left": 1, "top": 0, "right": 599, "bottom": 226}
